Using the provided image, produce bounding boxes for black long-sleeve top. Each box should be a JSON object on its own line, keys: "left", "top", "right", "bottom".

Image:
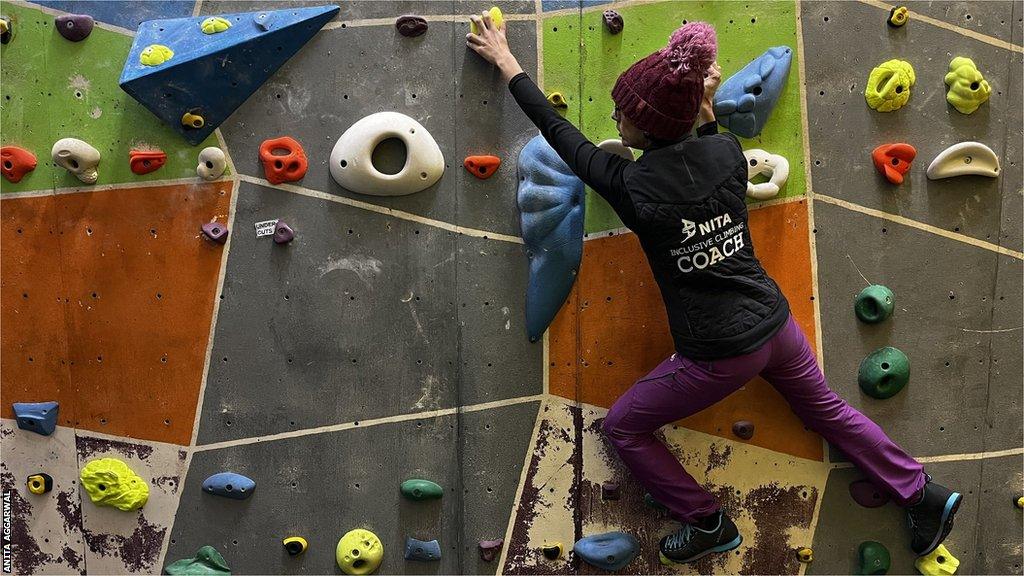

{"left": 509, "top": 72, "right": 789, "bottom": 360}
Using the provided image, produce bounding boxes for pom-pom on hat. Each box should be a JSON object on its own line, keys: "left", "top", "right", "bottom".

{"left": 611, "top": 22, "right": 717, "bottom": 141}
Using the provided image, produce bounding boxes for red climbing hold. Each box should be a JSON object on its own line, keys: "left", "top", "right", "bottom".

{"left": 871, "top": 143, "right": 916, "bottom": 185}
{"left": 849, "top": 478, "right": 891, "bottom": 508}
{"left": 1, "top": 146, "right": 37, "bottom": 183}
{"left": 464, "top": 155, "right": 501, "bottom": 179}
{"left": 129, "top": 149, "right": 167, "bottom": 175}
{"left": 259, "top": 136, "right": 308, "bottom": 184}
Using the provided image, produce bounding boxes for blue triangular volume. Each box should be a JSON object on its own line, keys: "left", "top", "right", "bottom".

{"left": 119, "top": 5, "right": 339, "bottom": 145}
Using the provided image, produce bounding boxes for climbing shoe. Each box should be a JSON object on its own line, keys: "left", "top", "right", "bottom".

{"left": 906, "top": 475, "right": 962, "bottom": 556}
{"left": 658, "top": 511, "right": 742, "bottom": 565}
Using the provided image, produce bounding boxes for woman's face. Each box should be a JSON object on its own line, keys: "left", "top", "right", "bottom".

{"left": 613, "top": 107, "right": 649, "bottom": 150}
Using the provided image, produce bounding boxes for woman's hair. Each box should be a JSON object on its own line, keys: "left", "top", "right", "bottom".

{"left": 663, "top": 22, "right": 717, "bottom": 79}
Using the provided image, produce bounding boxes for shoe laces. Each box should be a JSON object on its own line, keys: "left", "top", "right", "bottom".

{"left": 664, "top": 524, "right": 694, "bottom": 551}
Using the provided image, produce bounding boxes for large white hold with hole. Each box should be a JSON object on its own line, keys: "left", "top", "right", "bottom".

{"left": 329, "top": 111, "right": 445, "bottom": 196}
{"left": 926, "top": 141, "right": 1000, "bottom": 180}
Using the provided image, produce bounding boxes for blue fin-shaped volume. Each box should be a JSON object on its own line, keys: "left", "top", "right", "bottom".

{"left": 517, "top": 135, "right": 585, "bottom": 343}
{"left": 119, "top": 5, "right": 339, "bottom": 145}
{"left": 713, "top": 46, "right": 792, "bottom": 138}
{"left": 12, "top": 402, "right": 59, "bottom": 436}
{"left": 573, "top": 531, "right": 639, "bottom": 571}
{"left": 404, "top": 537, "right": 442, "bottom": 561}
{"left": 202, "top": 472, "right": 256, "bottom": 500}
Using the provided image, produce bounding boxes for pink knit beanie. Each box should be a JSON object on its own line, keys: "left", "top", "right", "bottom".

{"left": 611, "top": 22, "right": 717, "bottom": 141}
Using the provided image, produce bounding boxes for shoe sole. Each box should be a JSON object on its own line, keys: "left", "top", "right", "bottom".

{"left": 917, "top": 492, "right": 962, "bottom": 557}
{"left": 659, "top": 534, "right": 743, "bottom": 565}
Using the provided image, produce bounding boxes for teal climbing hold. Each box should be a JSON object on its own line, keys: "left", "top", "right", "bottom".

{"left": 714, "top": 46, "right": 793, "bottom": 138}
{"left": 400, "top": 478, "right": 443, "bottom": 501}
{"left": 517, "top": 135, "right": 585, "bottom": 343}
{"left": 165, "top": 545, "right": 231, "bottom": 575}
{"left": 573, "top": 532, "right": 639, "bottom": 571}
{"left": 858, "top": 347, "right": 910, "bottom": 399}
{"left": 12, "top": 401, "right": 59, "bottom": 436}
{"left": 859, "top": 541, "right": 891, "bottom": 575}
{"left": 404, "top": 537, "right": 441, "bottom": 561}
{"left": 855, "top": 285, "right": 895, "bottom": 324}
{"left": 119, "top": 5, "right": 339, "bottom": 145}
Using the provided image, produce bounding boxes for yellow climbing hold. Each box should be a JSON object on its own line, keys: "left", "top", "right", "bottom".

{"left": 201, "top": 16, "right": 232, "bottom": 34}
{"left": 944, "top": 57, "right": 991, "bottom": 114}
{"left": 80, "top": 458, "right": 149, "bottom": 511}
{"left": 181, "top": 110, "right": 205, "bottom": 129}
{"left": 865, "top": 59, "right": 915, "bottom": 112}
{"left": 547, "top": 92, "right": 568, "bottom": 109}
{"left": 139, "top": 44, "right": 174, "bottom": 66}
{"left": 915, "top": 544, "right": 959, "bottom": 575}
{"left": 796, "top": 547, "right": 814, "bottom": 563}
{"left": 1016, "top": 495, "right": 1024, "bottom": 508}
{"left": 470, "top": 6, "right": 503, "bottom": 34}
{"left": 336, "top": 529, "right": 383, "bottom": 575}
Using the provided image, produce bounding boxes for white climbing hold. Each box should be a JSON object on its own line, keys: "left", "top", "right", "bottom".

{"left": 197, "top": 147, "right": 227, "bottom": 180}
{"left": 597, "top": 139, "right": 635, "bottom": 161}
{"left": 926, "top": 142, "right": 1000, "bottom": 180}
{"left": 51, "top": 138, "right": 101, "bottom": 184}
{"left": 329, "top": 112, "right": 444, "bottom": 196}
{"left": 743, "top": 148, "right": 789, "bottom": 200}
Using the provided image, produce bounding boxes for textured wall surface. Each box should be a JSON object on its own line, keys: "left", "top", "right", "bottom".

{"left": 1, "top": 0, "right": 1021, "bottom": 574}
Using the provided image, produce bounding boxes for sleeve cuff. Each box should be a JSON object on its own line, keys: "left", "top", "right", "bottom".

{"left": 696, "top": 121, "right": 718, "bottom": 137}
{"left": 508, "top": 71, "right": 530, "bottom": 89}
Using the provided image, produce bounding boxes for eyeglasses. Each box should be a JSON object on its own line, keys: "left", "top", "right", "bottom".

{"left": 611, "top": 107, "right": 620, "bottom": 122}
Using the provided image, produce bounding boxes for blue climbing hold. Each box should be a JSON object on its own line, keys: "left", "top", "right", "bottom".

{"left": 202, "top": 472, "right": 256, "bottom": 500}
{"left": 573, "top": 532, "right": 639, "bottom": 571}
{"left": 404, "top": 537, "right": 442, "bottom": 561}
{"left": 119, "top": 5, "right": 339, "bottom": 145}
{"left": 713, "top": 46, "right": 793, "bottom": 138}
{"left": 12, "top": 402, "right": 59, "bottom": 436}
{"left": 517, "top": 135, "right": 585, "bottom": 343}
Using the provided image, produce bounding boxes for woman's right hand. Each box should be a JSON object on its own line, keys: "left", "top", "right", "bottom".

{"left": 467, "top": 11, "right": 524, "bottom": 83}
{"left": 702, "top": 61, "right": 722, "bottom": 104}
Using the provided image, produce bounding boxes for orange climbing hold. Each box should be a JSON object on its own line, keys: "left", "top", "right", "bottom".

{"left": 463, "top": 155, "right": 501, "bottom": 179}
{"left": 871, "top": 143, "right": 916, "bottom": 185}
{"left": 129, "top": 149, "right": 167, "bottom": 175}
{"left": 259, "top": 136, "right": 308, "bottom": 184}
{"left": 1, "top": 146, "right": 37, "bottom": 183}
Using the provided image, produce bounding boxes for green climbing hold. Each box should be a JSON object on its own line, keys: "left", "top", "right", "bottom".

{"left": 201, "top": 16, "right": 232, "bottom": 34}
{"left": 165, "top": 546, "right": 231, "bottom": 575}
{"left": 858, "top": 347, "right": 910, "bottom": 399}
{"left": 401, "top": 478, "right": 443, "bottom": 501}
{"left": 855, "top": 285, "right": 895, "bottom": 324}
{"left": 80, "top": 458, "right": 149, "bottom": 511}
{"left": 859, "top": 541, "right": 891, "bottom": 575}
{"left": 944, "top": 57, "right": 990, "bottom": 115}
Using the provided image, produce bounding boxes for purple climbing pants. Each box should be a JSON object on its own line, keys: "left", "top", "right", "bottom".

{"left": 602, "top": 314, "right": 926, "bottom": 523}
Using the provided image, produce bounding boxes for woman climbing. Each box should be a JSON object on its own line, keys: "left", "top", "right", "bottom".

{"left": 467, "top": 13, "right": 961, "bottom": 565}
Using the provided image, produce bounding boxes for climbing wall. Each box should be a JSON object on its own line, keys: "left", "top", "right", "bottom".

{"left": 0, "top": 0, "right": 1020, "bottom": 574}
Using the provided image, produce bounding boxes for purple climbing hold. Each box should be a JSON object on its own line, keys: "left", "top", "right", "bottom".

{"left": 601, "top": 481, "right": 620, "bottom": 500}
{"left": 273, "top": 221, "right": 294, "bottom": 244}
{"left": 55, "top": 14, "right": 94, "bottom": 42}
{"left": 396, "top": 15, "right": 428, "bottom": 37}
{"left": 602, "top": 10, "right": 623, "bottom": 34}
{"left": 201, "top": 222, "right": 228, "bottom": 244}
{"left": 849, "top": 478, "right": 890, "bottom": 508}
{"left": 478, "top": 539, "right": 503, "bottom": 562}
{"left": 732, "top": 420, "right": 754, "bottom": 440}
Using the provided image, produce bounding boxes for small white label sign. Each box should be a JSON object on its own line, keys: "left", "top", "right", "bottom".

{"left": 254, "top": 219, "right": 279, "bottom": 238}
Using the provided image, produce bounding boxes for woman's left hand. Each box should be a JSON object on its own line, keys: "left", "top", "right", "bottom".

{"left": 467, "top": 11, "right": 523, "bottom": 82}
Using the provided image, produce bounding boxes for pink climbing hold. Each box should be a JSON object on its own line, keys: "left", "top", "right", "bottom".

{"left": 201, "top": 222, "right": 228, "bottom": 244}
{"left": 273, "top": 220, "right": 294, "bottom": 244}
{"left": 849, "top": 478, "right": 890, "bottom": 508}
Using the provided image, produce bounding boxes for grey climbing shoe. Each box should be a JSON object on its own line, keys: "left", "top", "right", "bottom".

{"left": 906, "top": 475, "right": 962, "bottom": 556}
{"left": 658, "top": 511, "right": 742, "bottom": 565}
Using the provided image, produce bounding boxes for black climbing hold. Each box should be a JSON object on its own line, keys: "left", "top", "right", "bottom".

{"left": 55, "top": 14, "right": 94, "bottom": 42}
{"left": 858, "top": 347, "right": 910, "bottom": 399}
{"left": 601, "top": 481, "right": 620, "bottom": 500}
{"left": 855, "top": 285, "right": 895, "bottom": 323}
{"left": 602, "top": 10, "right": 623, "bottom": 34}
{"left": 396, "top": 15, "right": 428, "bottom": 37}
{"left": 478, "top": 539, "right": 503, "bottom": 562}
{"left": 732, "top": 420, "right": 755, "bottom": 440}
{"left": 541, "top": 542, "right": 562, "bottom": 560}
{"left": 404, "top": 537, "right": 441, "bottom": 561}
{"left": 27, "top": 473, "right": 53, "bottom": 495}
